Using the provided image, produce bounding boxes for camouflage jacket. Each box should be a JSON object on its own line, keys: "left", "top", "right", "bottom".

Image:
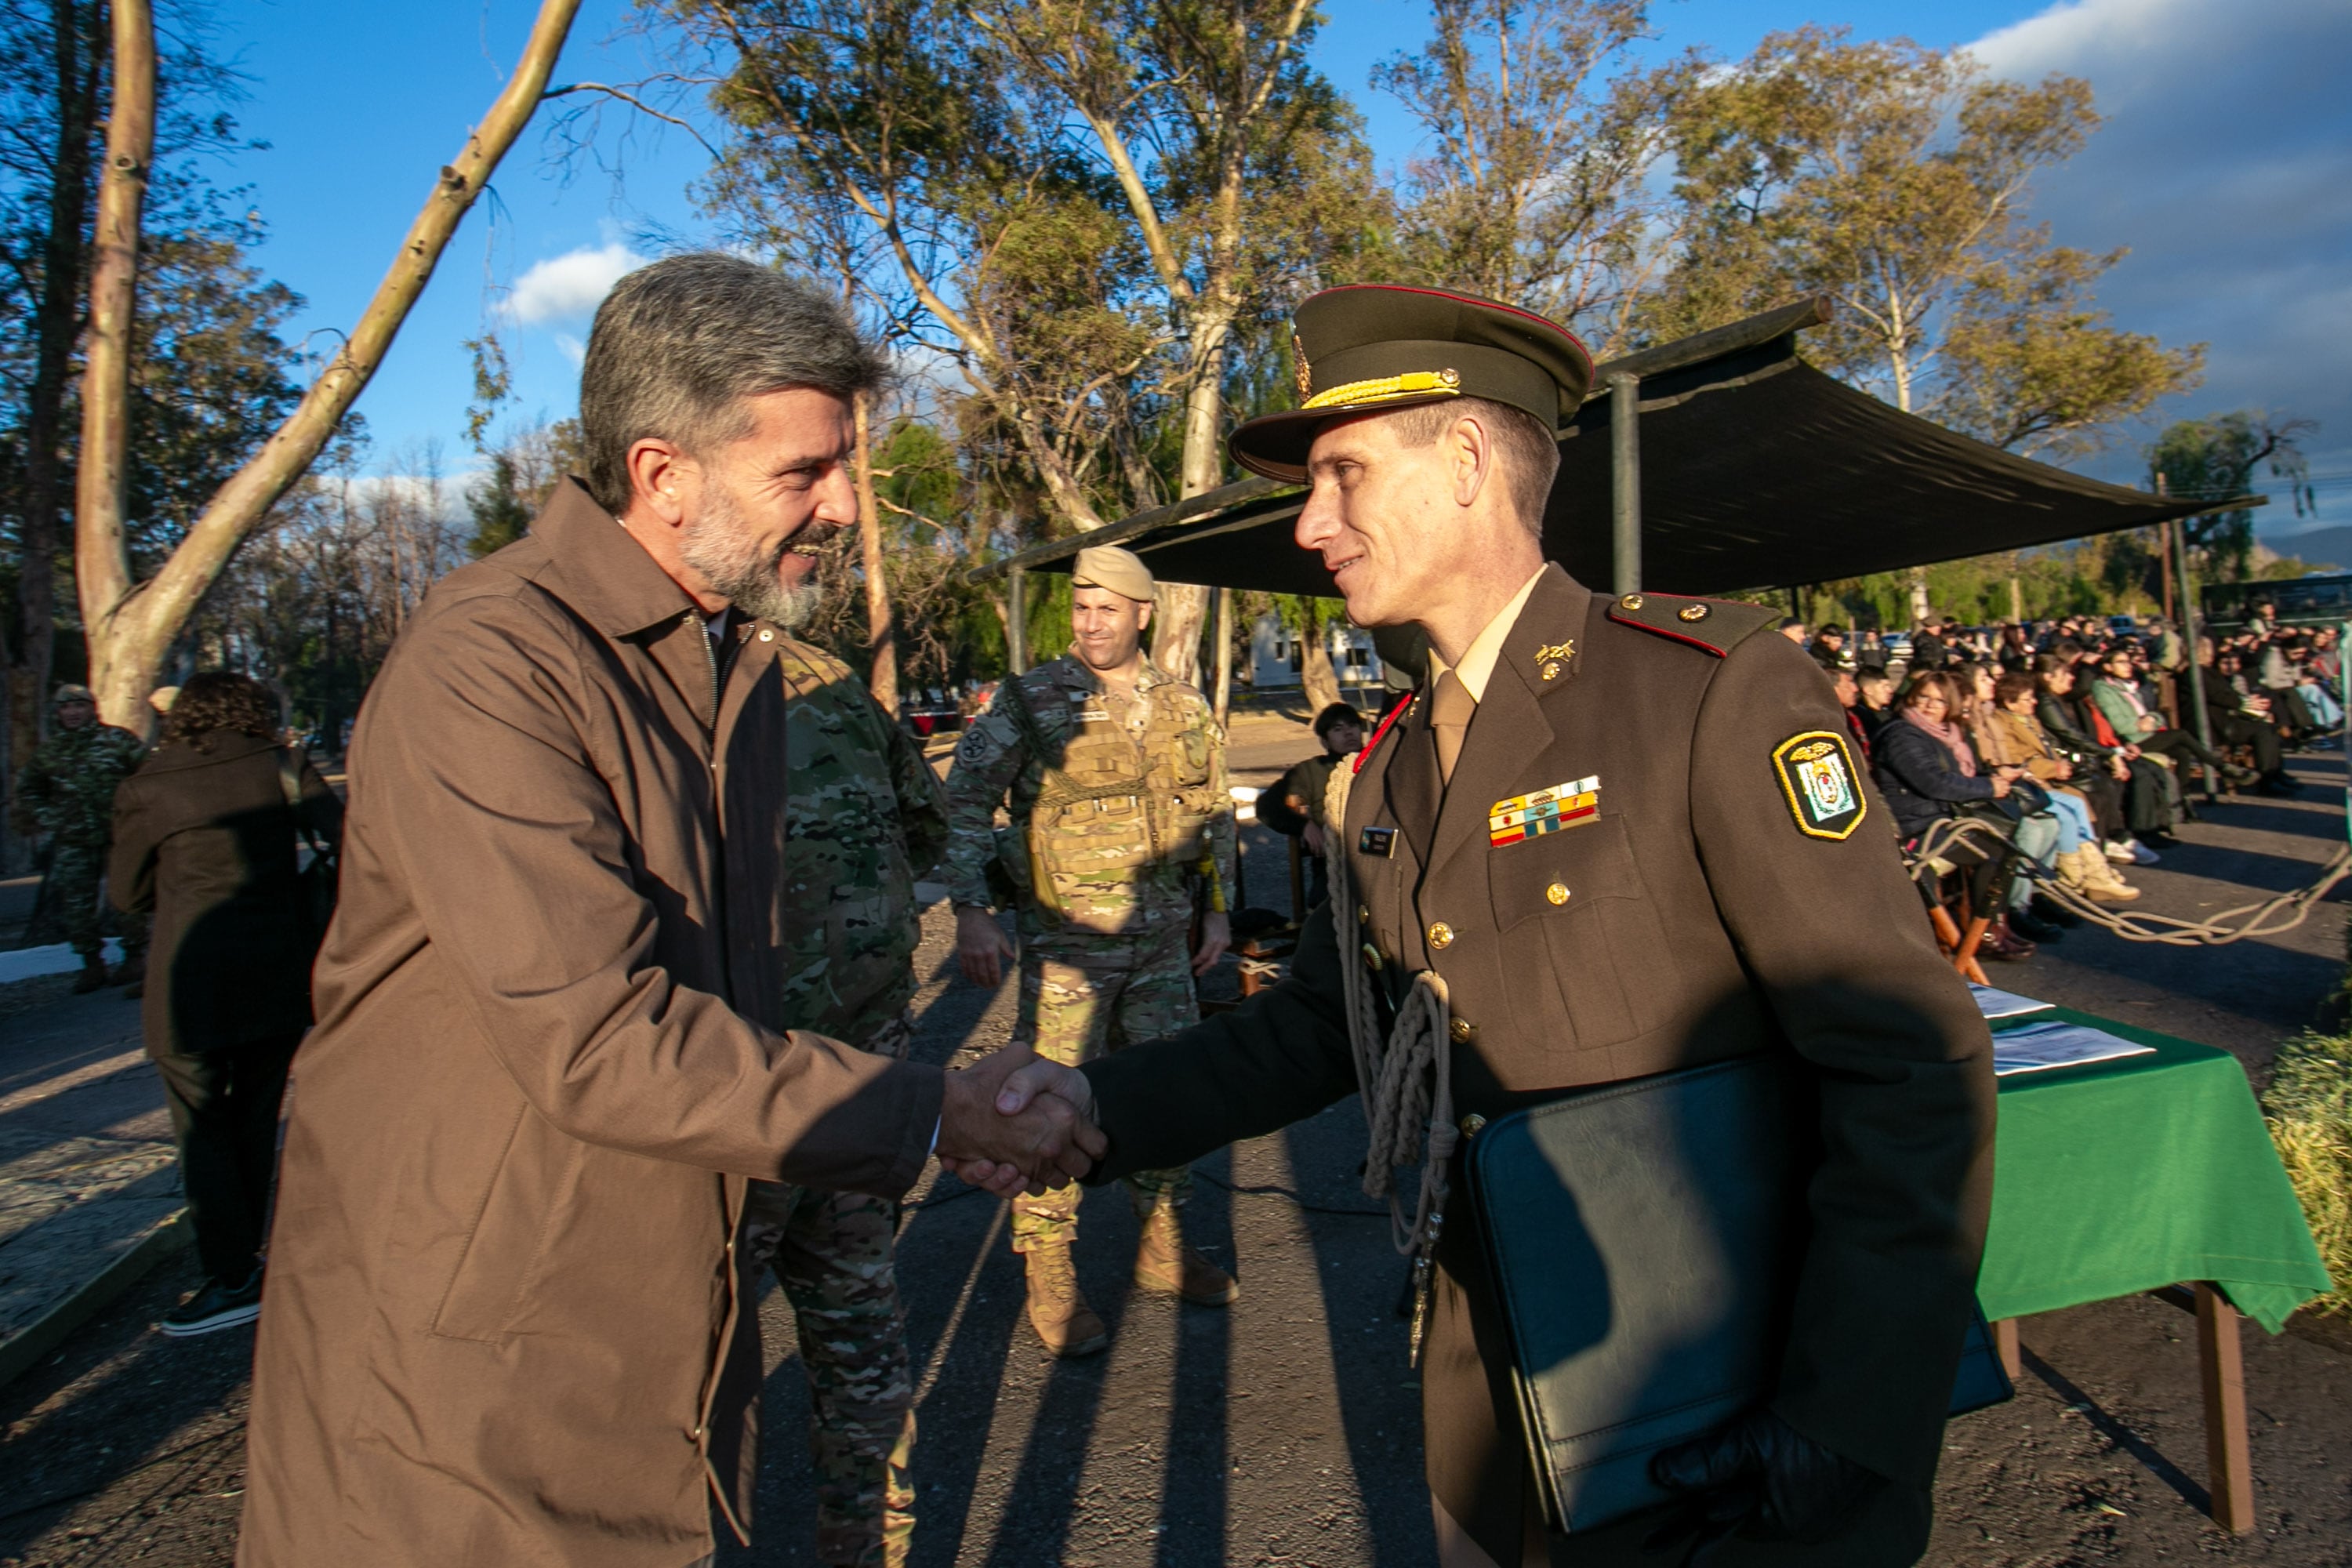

{"left": 942, "top": 652, "right": 1236, "bottom": 940}
{"left": 9, "top": 722, "right": 148, "bottom": 847}
{"left": 773, "top": 637, "right": 949, "bottom": 1046}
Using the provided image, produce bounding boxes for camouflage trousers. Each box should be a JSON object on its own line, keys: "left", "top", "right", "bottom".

{"left": 1008, "top": 927, "right": 1198, "bottom": 1248}
{"left": 49, "top": 842, "right": 147, "bottom": 960}
{"left": 740, "top": 1013, "right": 916, "bottom": 1568}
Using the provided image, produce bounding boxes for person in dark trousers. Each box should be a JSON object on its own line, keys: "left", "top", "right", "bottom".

{"left": 2197, "top": 645, "right": 2296, "bottom": 795}
{"left": 110, "top": 672, "right": 342, "bottom": 1337}
{"left": 1256, "top": 701, "right": 1367, "bottom": 911}
{"left": 1870, "top": 672, "right": 2033, "bottom": 960}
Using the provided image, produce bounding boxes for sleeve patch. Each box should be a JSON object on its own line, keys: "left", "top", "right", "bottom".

{"left": 1772, "top": 731, "right": 1867, "bottom": 840}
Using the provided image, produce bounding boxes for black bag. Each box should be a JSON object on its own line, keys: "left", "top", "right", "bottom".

{"left": 276, "top": 747, "right": 339, "bottom": 949}
{"left": 1469, "top": 1053, "right": 2009, "bottom": 1536}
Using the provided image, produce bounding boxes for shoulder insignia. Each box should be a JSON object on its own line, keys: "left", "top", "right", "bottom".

{"left": 1606, "top": 593, "right": 1779, "bottom": 657}
{"left": 1772, "top": 729, "right": 1867, "bottom": 840}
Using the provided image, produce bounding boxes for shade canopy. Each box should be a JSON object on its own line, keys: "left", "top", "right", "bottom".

{"left": 971, "top": 307, "right": 2256, "bottom": 598}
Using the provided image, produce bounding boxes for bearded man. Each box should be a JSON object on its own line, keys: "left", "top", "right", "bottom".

{"left": 239, "top": 254, "right": 1097, "bottom": 1568}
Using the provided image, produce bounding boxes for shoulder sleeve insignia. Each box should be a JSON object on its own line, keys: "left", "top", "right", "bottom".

{"left": 1772, "top": 730, "right": 1867, "bottom": 840}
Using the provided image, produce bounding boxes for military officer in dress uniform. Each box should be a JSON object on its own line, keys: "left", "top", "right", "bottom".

{"left": 957, "top": 285, "right": 1997, "bottom": 1567}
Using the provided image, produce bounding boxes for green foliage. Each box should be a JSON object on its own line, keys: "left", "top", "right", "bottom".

{"left": 2148, "top": 412, "right": 2320, "bottom": 583}
{"left": 2264, "top": 1031, "right": 2352, "bottom": 1319}
{"left": 125, "top": 217, "right": 308, "bottom": 568}
{"left": 1649, "top": 24, "right": 2201, "bottom": 457}
{"left": 1373, "top": 0, "right": 1700, "bottom": 354}
{"left": 466, "top": 452, "right": 532, "bottom": 558}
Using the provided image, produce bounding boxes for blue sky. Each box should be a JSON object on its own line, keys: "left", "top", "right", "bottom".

{"left": 207, "top": 0, "right": 2350, "bottom": 529}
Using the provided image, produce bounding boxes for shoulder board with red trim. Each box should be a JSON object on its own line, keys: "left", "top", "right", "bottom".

{"left": 1603, "top": 593, "right": 1780, "bottom": 658}
{"left": 1353, "top": 688, "right": 1416, "bottom": 774}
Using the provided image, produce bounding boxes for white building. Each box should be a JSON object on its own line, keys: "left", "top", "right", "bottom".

{"left": 1248, "top": 613, "right": 1385, "bottom": 690}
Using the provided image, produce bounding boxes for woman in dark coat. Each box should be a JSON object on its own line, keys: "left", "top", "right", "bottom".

{"left": 1871, "top": 671, "right": 2034, "bottom": 957}
{"left": 110, "top": 672, "right": 340, "bottom": 1337}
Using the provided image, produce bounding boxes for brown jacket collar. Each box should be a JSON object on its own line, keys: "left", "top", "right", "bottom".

{"left": 536, "top": 476, "right": 703, "bottom": 638}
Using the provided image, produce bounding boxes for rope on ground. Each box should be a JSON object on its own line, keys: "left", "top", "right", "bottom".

{"left": 2031, "top": 842, "right": 2352, "bottom": 946}
{"left": 1904, "top": 805, "right": 2352, "bottom": 947}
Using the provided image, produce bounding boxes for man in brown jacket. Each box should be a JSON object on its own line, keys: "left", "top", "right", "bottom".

{"left": 239, "top": 255, "right": 1097, "bottom": 1568}
{"left": 961, "top": 285, "right": 1995, "bottom": 1567}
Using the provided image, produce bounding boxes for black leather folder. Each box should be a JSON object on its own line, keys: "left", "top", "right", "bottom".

{"left": 1468, "top": 1052, "right": 2009, "bottom": 1535}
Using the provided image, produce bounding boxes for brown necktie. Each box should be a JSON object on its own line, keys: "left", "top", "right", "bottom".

{"left": 1431, "top": 670, "right": 1475, "bottom": 786}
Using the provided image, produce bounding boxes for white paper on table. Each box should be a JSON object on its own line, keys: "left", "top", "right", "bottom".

{"left": 1969, "top": 983, "right": 2054, "bottom": 1020}
{"left": 1991, "top": 1021, "right": 2157, "bottom": 1076}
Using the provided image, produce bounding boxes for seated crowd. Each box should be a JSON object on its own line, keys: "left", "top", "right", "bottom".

{"left": 1818, "top": 608, "right": 2339, "bottom": 964}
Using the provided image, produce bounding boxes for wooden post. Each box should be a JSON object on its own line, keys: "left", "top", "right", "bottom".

{"left": 1007, "top": 566, "right": 1028, "bottom": 675}
{"left": 1610, "top": 372, "right": 1640, "bottom": 596}
{"left": 1992, "top": 1319, "right": 2021, "bottom": 1382}
{"left": 1213, "top": 586, "right": 1233, "bottom": 728}
{"left": 2195, "top": 1283, "right": 2256, "bottom": 1533}
{"left": 851, "top": 390, "right": 898, "bottom": 714}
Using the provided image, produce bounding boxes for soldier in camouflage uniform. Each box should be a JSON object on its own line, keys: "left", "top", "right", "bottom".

{"left": 9, "top": 684, "right": 149, "bottom": 992}
{"left": 942, "top": 546, "right": 1240, "bottom": 1357}
{"left": 738, "top": 636, "right": 949, "bottom": 1568}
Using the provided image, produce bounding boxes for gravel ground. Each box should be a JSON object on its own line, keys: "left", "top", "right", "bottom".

{"left": 2, "top": 735, "right": 2345, "bottom": 1567}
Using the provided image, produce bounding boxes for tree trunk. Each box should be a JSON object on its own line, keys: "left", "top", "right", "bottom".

{"left": 1149, "top": 328, "right": 1232, "bottom": 686}
{"left": 1300, "top": 598, "right": 1341, "bottom": 717}
{"left": 852, "top": 390, "right": 898, "bottom": 715}
{"left": 71, "top": 0, "right": 153, "bottom": 731}
{"left": 5, "top": 0, "right": 102, "bottom": 868}
{"left": 74, "top": 0, "right": 582, "bottom": 730}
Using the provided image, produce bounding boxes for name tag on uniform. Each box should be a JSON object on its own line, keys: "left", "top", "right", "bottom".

{"left": 1358, "top": 826, "right": 1397, "bottom": 858}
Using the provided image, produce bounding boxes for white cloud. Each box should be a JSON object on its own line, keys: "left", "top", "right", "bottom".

{"left": 1962, "top": 0, "right": 2352, "bottom": 509}
{"left": 510, "top": 242, "right": 648, "bottom": 325}
{"left": 554, "top": 332, "right": 587, "bottom": 367}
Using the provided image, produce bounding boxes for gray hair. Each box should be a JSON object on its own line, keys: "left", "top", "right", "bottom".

{"left": 579, "top": 252, "right": 886, "bottom": 515}
{"left": 1389, "top": 396, "right": 1561, "bottom": 539}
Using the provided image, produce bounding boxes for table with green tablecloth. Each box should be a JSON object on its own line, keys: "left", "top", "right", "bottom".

{"left": 1973, "top": 1004, "right": 2334, "bottom": 1530}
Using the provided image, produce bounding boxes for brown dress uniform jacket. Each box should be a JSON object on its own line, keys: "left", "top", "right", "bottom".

{"left": 1082, "top": 565, "right": 1996, "bottom": 1567}
{"left": 238, "top": 480, "right": 944, "bottom": 1568}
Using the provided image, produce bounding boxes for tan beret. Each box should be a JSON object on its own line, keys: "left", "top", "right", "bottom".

{"left": 1072, "top": 545, "right": 1154, "bottom": 603}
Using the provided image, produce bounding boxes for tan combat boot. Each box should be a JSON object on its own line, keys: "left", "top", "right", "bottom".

{"left": 1134, "top": 1205, "right": 1239, "bottom": 1305}
{"left": 1021, "top": 1239, "right": 1109, "bottom": 1357}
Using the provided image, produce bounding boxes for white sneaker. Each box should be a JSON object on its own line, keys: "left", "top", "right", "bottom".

{"left": 2103, "top": 840, "right": 2139, "bottom": 864}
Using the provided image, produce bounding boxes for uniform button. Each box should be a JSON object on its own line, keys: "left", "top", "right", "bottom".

{"left": 1679, "top": 603, "right": 1709, "bottom": 622}
{"left": 1427, "top": 921, "right": 1454, "bottom": 949}
{"left": 1546, "top": 882, "right": 1571, "bottom": 906}
{"left": 690, "top": 1425, "right": 706, "bottom": 1441}
{"left": 1358, "top": 903, "right": 1371, "bottom": 925}
{"left": 1459, "top": 1112, "right": 1487, "bottom": 1137}
{"left": 1619, "top": 593, "right": 1644, "bottom": 611}
{"left": 758, "top": 628, "right": 774, "bottom": 642}
{"left": 1361, "top": 942, "right": 1384, "bottom": 971}
{"left": 1449, "top": 1018, "right": 1472, "bottom": 1044}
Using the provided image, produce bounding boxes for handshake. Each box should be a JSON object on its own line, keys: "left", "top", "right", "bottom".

{"left": 933, "top": 1047, "right": 1106, "bottom": 1196}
